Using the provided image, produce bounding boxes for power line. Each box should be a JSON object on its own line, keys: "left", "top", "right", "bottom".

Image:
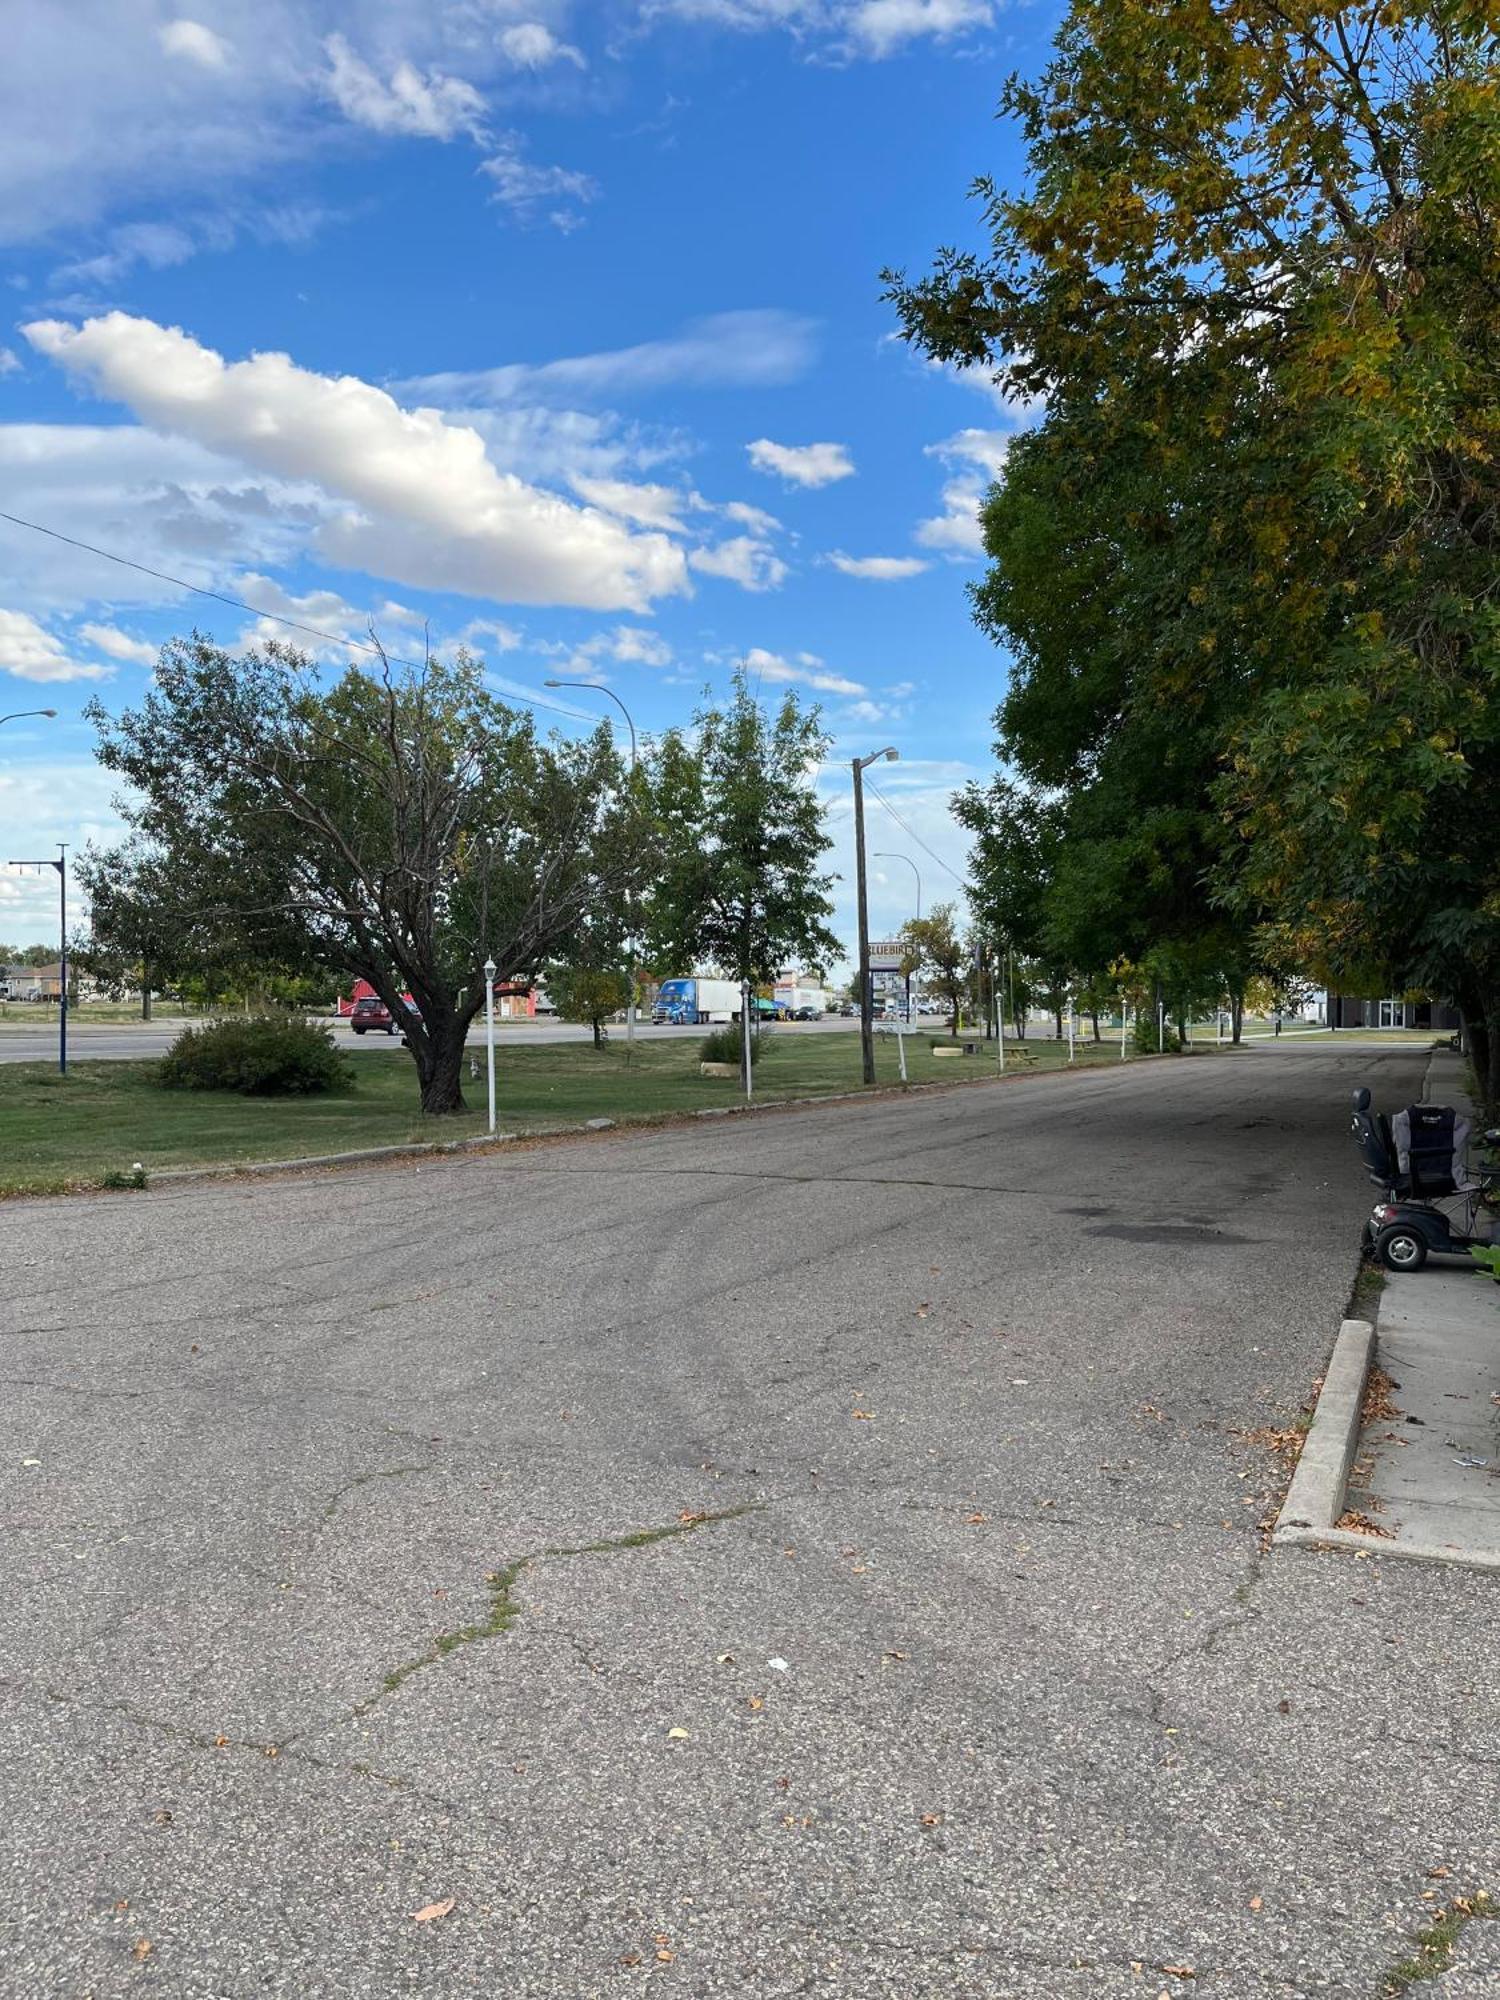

{"left": 864, "top": 780, "right": 968, "bottom": 890}
{"left": 0, "top": 506, "right": 590, "bottom": 723}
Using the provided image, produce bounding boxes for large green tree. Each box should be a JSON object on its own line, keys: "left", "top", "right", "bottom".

{"left": 888, "top": 1, "right": 1500, "bottom": 1098}
{"left": 644, "top": 667, "right": 839, "bottom": 987}
{"left": 84, "top": 637, "right": 646, "bottom": 1113}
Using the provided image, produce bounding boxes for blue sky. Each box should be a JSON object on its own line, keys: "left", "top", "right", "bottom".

{"left": 0, "top": 0, "right": 1062, "bottom": 962}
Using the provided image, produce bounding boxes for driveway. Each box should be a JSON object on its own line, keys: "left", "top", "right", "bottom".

{"left": 3, "top": 1046, "right": 1495, "bottom": 1997}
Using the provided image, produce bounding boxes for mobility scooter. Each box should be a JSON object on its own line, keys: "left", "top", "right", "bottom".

{"left": 1351, "top": 1087, "right": 1500, "bottom": 1271}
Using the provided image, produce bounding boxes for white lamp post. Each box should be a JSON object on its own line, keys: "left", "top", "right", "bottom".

{"left": 483, "top": 956, "right": 496, "bottom": 1135}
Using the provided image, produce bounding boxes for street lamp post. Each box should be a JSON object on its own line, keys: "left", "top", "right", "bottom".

{"left": 8, "top": 844, "right": 67, "bottom": 1073}
{"left": 544, "top": 679, "right": 641, "bottom": 1059}
{"left": 483, "top": 956, "right": 497, "bottom": 1135}
{"left": 0, "top": 709, "right": 58, "bottom": 730}
{"left": 853, "top": 746, "right": 899, "bottom": 1086}
{"left": 873, "top": 851, "right": 921, "bottom": 1019}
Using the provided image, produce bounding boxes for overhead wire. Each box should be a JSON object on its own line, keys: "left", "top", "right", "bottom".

{"left": 864, "top": 778, "right": 969, "bottom": 889}
{"left": 0, "top": 506, "right": 592, "bottom": 723}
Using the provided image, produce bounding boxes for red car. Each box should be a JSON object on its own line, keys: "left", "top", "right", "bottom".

{"left": 349, "top": 993, "right": 420, "bottom": 1036}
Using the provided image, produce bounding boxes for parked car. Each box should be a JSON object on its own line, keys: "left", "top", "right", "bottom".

{"left": 350, "top": 993, "right": 421, "bottom": 1036}
{"left": 792, "top": 1005, "right": 821, "bottom": 1022}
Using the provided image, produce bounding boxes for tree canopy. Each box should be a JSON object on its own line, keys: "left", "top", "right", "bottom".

{"left": 82, "top": 637, "right": 646, "bottom": 1112}
{"left": 644, "top": 667, "right": 838, "bottom": 987}
{"left": 888, "top": 2, "right": 1500, "bottom": 1094}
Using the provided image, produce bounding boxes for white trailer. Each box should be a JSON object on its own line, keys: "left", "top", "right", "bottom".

{"left": 773, "top": 981, "right": 827, "bottom": 1018}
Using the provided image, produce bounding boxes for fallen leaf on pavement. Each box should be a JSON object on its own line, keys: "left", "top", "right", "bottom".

{"left": 131, "top": 1940, "right": 153, "bottom": 1962}
{"left": 1249, "top": 1895, "right": 1263, "bottom": 1911}
{"left": 920, "top": 1813, "right": 942, "bottom": 1827}
{"left": 965, "top": 1512, "right": 989, "bottom": 1525}
{"left": 747, "top": 1695, "right": 764, "bottom": 1712}
{"left": 212, "top": 1735, "right": 229, "bottom": 1748}
{"left": 1161, "top": 1966, "right": 1196, "bottom": 1979}
{"left": 619, "top": 1951, "right": 643, "bottom": 1966}
{"left": 851, "top": 1410, "right": 873, "bottom": 1420}
{"left": 667, "top": 1727, "right": 691, "bottom": 1740}
{"left": 678, "top": 1510, "right": 707, "bottom": 1525}
{"left": 411, "top": 1899, "right": 455, "bottom": 1923}
{"left": 1427, "top": 1865, "right": 1451, "bottom": 1880}
{"left": 655, "top": 1949, "right": 674, "bottom": 1963}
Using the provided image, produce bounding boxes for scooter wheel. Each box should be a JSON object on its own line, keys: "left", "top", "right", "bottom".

{"left": 1376, "top": 1224, "right": 1428, "bottom": 1273}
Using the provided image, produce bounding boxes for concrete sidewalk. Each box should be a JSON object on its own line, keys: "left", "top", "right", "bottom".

{"left": 1350, "top": 1052, "right": 1500, "bottom": 1566}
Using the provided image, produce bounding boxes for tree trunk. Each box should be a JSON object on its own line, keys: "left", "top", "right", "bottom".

{"left": 1053, "top": 1005, "right": 1063, "bottom": 1040}
{"left": 1231, "top": 995, "right": 1244, "bottom": 1045}
{"left": 592, "top": 1015, "right": 604, "bottom": 1048}
{"left": 1089, "top": 1008, "right": 1100, "bottom": 1043}
{"left": 414, "top": 1015, "right": 469, "bottom": 1115}
{"left": 141, "top": 963, "right": 152, "bottom": 1023}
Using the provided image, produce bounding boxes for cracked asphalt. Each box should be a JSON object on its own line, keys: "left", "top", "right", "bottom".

{"left": 3, "top": 1044, "right": 1496, "bottom": 1999}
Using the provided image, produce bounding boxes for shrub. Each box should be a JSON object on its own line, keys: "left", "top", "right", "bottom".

{"left": 1132, "top": 1011, "right": 1181, "bottom": 1056}
{"left": 699, "top": 1024, "right": 773, "bottom": 1067}
{"left": 159, "top": 1015, "right": 354, "bottom": 1096}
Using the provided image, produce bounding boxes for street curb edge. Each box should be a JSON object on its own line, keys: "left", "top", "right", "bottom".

{"left": 1273, "top": 1317, "right": 1374, "bottom": 1539}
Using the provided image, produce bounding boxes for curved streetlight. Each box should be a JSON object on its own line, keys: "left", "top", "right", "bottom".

{"left": 542, "top": 680, "right": 637, "bottom": 769}
{"left": 853, "top": 746, "right": 900, "bottom": 1085}
{"left": 0, "top": 708, "right": 58, "bottom": 728}
{"left": 874, "top": 851, "right": 922, "bottom": 1019}
{"left": 543, "top": 678, "right": 642, "bottom": 1055}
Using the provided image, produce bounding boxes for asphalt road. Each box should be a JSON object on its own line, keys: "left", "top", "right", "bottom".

{"left": 0, "top": 1014, "right": 867, "bottom": 1063}
{"left": 4, "top": 1046, "right": 1495, "bottom": 1998}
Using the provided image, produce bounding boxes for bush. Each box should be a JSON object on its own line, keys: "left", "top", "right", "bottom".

{"left": 159, "top": 1015, "right": 354, "bottom": 1096}
{"left": 699, "top": 1024, "right": 774, "bottom": 1067}
{"left": 1132, "top": 1012, "right": 1181, "bottom": 1055}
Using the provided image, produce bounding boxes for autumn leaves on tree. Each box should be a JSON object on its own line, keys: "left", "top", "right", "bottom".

{"left": 888, "top": 2, "right": 1500, "bottom": 1099}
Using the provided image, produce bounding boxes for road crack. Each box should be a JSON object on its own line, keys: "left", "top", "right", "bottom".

{"left": 353, "top": 1502, "right": 765, "bottom": 1719}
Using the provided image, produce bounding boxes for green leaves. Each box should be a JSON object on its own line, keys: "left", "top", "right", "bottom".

{"left": 894, "top": 1, "right": 1500, "bottom": 1094}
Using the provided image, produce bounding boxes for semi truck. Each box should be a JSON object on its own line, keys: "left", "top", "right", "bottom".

{"left": 651, "top": 977, "right": 742, "bottom": 1026}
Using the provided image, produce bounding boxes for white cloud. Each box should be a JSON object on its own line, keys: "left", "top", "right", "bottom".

{"left": 401, "top": 311, "right": 819, "bottom": 407}
{"left": 77, "top": 622, "right": 157, "bottom": 666}
{"left": 0, "top": 608, "right": 112, "bottom": 682}
{"left": 689, "top": 536, "right": 788, "bottom": 592}
{"left": 843, "top": 0, "right": 991, "bottom": 56}
{"left": 747, "top": 438, "right": 854, "bottom": 488}
{"left": 914, "top": 428, "right": 1009, "bottom": 558}
{"left": 324, "top": 32, "right": 487, "bottom": 139}
{"left": 0, "top": 421, "right": 327, "bottom": 614}
{"left": 744, "top": 646, "right": 864, "bottom": 696}
{"left": 24, "top": 313, "right": 690, "bottom": 613}
{"left": 497, "top": 21, "right": 584, "bottom": 66}
{"left": 552, "top": 623, "right": 675, "bottom": 677}
{"left": 0, "top": 349, "right": 19, "bottom": 377}
{"left": 640, "top": 0, "right": 992, "bottom": 58}
{"left": 0, "top": 3, "right": 588, "bottom": 246}
{"left": 54, "top": 220, "right": 200, "bottom": 290}
{"left": 481, "top": 140, "right": 597, "bottom": 228}
{"left": 723, "top": 498, "right": 782, "bottom": 534}
{"left": 158, "top": 18, "right": 232, "bottom": 67}
{"left": 828, "top": 551, "right": 928, "bottom": 580}
{"left": 914, "top": 481, "right": 987, "bottom": 556}
{"left": 457, "top": 616, "right": 525, "bottom": 654}
{"left": 570, "top": 476, "right": 692, "bottom": 532}
{"left": 929, "top": 427, "right": 1011, "bottom": 476}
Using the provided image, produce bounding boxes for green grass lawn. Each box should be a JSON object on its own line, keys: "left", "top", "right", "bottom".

{"left": 0, "top": 1028, "right": 1136, "bottom": 1194}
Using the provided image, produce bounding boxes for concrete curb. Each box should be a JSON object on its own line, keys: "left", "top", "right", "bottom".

{"left": 1273, "top": 1317, "right": 1374, "bottom": 1541}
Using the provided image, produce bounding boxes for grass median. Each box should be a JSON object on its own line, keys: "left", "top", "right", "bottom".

{"left": 0, "top": 1028, "right": 1131, "bottom": 1194}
